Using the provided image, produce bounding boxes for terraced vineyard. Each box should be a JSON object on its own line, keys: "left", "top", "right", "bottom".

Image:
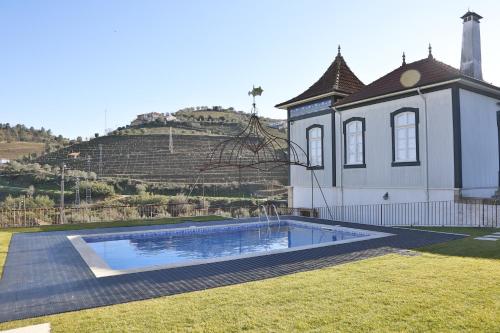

{"left": 37, "top": 134, "right": 288, "bottom": 186}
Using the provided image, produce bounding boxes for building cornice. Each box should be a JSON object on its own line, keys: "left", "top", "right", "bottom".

{"left": 334, "top": 77, "right": 500, "bottom": 111}
{"left": 334, "top": 79, "right": 460, "bottom": 110}
{"left": 276, "top": 91, "right": 348, "bottom": 110}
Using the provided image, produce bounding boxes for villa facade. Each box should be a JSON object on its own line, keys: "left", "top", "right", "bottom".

{"left": 277, "top": 11, "right": 500, "bottom": 209}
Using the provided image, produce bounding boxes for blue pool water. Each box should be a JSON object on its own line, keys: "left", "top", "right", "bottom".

{"left": 83, "top": 221, "right": 370, "bottom": 270}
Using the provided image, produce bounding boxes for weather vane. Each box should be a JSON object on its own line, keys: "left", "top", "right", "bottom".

{"left": 248, "top": 85, "right": 263, "bottom": 114}
{"left": 200, "top": 86, "right": 309, "bottom": 172}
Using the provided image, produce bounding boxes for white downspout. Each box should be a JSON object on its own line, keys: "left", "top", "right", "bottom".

{"left": 333, "top": 106, "right": 344, "bottom": 212}
{"left": 417, "top": 88, "right": 431, "bottom": 224}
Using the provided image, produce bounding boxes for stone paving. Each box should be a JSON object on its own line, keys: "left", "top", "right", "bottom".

{"left": 0, "top": 216, "right": 464, "bottom": 323}
{"left": 474, "top": 232, "right": 500, "bottom": 241}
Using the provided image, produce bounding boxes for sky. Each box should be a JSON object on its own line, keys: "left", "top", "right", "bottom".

{"left": 1, "top": 0, "right": 499, "bottom": 139}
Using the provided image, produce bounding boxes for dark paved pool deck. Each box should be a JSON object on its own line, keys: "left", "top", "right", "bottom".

{"left": 0, "top": 216, "right": 464, "bottom": 323}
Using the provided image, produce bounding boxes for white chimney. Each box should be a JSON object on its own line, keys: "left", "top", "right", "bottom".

{"left": 460, "top": 11, "right": 483, "bottom": 80}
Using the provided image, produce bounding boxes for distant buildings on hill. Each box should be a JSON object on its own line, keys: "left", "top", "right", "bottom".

{"left": 130, "top": 106, "right": 235, "bottom": 126}
{"left": 131, "top": 112, "right": 178, "bottom": 126}
{"left": 268, "top": 120, "right": 287, "bottom": 130}
{"left": 177, "top": 106, "right": 230, "bottom": 112}
{"left": 128, "top": 106, "right": 287, "bottom": 129}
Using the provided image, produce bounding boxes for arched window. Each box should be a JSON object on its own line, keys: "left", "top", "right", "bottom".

{"left": 306, "top": 125, "right": 323, "bottom": 169}
{"left": 391, "top": 108, "right": 420, "bottom": 166}
{"left": 343, "top": 118, "right": 366, "bottom": 168}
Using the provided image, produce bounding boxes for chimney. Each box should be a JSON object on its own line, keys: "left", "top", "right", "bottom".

{"left": 460, "top": 11, "right": 483, "bottom": 80}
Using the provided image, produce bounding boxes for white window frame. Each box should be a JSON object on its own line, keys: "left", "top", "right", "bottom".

{"left": 346, "top": 120, "right": 364, "bottom": 165}
{"left": 343, "top": 117, "right": 365, "bottom": 168}
{"left": 307, "top": 125, "right": 323, "bottom": 169}
{"left": 391, "top": 108, "right": 419, "bottom": 166}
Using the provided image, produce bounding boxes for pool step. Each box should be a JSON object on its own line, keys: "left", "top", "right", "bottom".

{"left": 474, "top": 236, "right": 499, "bottom": 241}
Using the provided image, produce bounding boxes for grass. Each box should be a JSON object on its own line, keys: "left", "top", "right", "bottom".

{"left": 0, "top": 232, "right": 11, "bottom": 279}
{"left": 0, "top": 223, "right": 498, "bottom": 332}
{"left": 0, "top": 253, "right": 498, "bottom": 332}
{"left": 412, "top": 227, "right": 500, "bottom": 259}
{"left": 0, "top": 141, "right": 45, "bottom": 160}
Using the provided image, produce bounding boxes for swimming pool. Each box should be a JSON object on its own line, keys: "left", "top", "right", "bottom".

{"left": 69, "top": 220, "right": 392, "bottom": 277}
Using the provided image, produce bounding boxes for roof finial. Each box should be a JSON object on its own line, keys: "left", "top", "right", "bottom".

{"left": 337, "top": 45, "right": 341, "bottom": 56}
{"left": 402, "top": 52, "right": 406, "bottom": 66}
{"left": 428, "top": 43, "right": 433, "bottom": 59}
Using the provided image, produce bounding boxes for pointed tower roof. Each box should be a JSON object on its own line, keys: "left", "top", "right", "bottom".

{"left": 275, "top": 48, "right": 364, "bottom": 109}
{"left": 461, "top": 11, "right": 482, "bottom": 22}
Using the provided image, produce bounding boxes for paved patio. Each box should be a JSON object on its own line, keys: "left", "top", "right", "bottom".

{"left": 0, "top": 216, "right": 464, "bottom": 323}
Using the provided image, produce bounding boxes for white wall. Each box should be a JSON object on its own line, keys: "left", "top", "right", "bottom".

{"left": 292, "top": 186, "right": 339, "bottom": 209}
{"left": 460, "top": 88, "right": 500, "bottom": 197}
{"left": 336, "top": 89, "right": 455, "bottom": 204}
{"left": 289, "top": 87, "right": 500, "bottom": 208}
{"left": 289, "top": 113, "right": 333, "bottom": 188}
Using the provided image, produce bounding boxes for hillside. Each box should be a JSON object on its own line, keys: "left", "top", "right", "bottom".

{"left": 112, "top": 108, "right": 287, "bottom": 139}
{"left": 30, "top": 109, "right": 288, "bottom": 198}
{"left": 0, "top": 142, "right": 46, "bottom": 160}
{"left": 0, "top": 123, "right": 69, "bottom": 160}
{"left": 37, "top": 134, "right": 288, "bottom": 186}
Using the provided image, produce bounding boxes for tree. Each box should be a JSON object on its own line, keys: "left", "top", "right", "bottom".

{"left": 76, "top": 136, "right": 82, "bottom": 143}
{"left": 135, "top": 183, "right": 148, "bottom": 195}
{"left": 27, "top": 185, "right": 35, "bottom": 198}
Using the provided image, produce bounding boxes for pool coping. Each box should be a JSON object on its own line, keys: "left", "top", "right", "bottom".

{"left": 68, "top": 220, "right": 394, "bottom": 277}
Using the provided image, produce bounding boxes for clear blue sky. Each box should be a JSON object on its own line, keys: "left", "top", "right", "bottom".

{"left": 1, "top": 0, "right": 499, "bottom": 139}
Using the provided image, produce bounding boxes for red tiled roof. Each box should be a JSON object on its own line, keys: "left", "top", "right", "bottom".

{"left": 335, "top": 56, "right": 461, "bottom": 107}
{"left": 275, "top": 53, "right": 365, "bottom": 108}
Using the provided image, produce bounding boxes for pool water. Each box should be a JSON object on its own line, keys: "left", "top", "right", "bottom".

{"left": 83, "top": 221, "right": 371, "bottom": 270}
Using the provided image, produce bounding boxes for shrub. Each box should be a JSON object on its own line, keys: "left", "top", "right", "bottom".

{"left": 233, "top": 207, "right": 250, "bottom": 217}
{"left": 26, "top": 185, "right": 35, "bottom": 197}
{"left": 168, "top": 193, "right": 188, "bottom": 205}
{"left": 168, "top": 194, "right": 192, "bottom": 216}
{"left": 125, "top": 194, "right": 169, "bottom": 206}
{"left": 0, "top": 195, "right": 55, "bottom": 209}
{"left": 79, "top": 181, "right": 115, "bottom": 199}
{"left": 135, "top": 183, "right": 148, "bottom": 195}
{"left": 66, "top": 169, "right": 88, "bottom": 179}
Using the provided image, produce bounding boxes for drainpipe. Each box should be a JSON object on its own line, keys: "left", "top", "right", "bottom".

{"left": 333, "top": 106, "right": 344, "bottom": 216}
{"left": 417, "top": 88, "right": 431, "bottom": 223}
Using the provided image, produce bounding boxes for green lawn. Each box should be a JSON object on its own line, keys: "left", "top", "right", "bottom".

{"left": 0, "top": 224, "right": 498, "bottom": 332}
{"left": 413, "top": 227, "right": 500, "bottom": 259}
{"left": 0, "top": 232, "right": 11, "bottom": 279}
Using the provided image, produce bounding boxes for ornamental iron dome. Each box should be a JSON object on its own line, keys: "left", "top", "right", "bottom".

{"left": 200, "top": 86, "right": 310, "bottom": 172}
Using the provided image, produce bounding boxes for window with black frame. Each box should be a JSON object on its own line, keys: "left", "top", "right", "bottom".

{"left": 391, "top": 108, "right": 420, "bottom": 166}
{"left": 343, "top": 117, "right": 366, "bottom": 168}
{"left": 306, "top": 125, "right": 323, "bottom": 169}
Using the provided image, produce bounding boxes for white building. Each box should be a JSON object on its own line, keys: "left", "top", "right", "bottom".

{"left": 165, "top": 113, "right": 177, "bottom": 122}
{"left": 276, "top": 11, "right": 500, "bottom": 210}
{"left": 131, "top": 112, "right": 164, "bottom": 126}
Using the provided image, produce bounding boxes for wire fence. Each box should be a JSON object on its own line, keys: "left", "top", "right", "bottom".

{"left": 0, "top": 203, "right": 285, "bottom": 228}
{"left": 1, "top": 200, "right": 499, "bottom": 228}
{"left": 305, "top": 200, "right": 500, "bottom": 227}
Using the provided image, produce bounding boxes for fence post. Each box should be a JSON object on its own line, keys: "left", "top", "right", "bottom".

{"left": 482, "top": 201, "right": 484, "bottom": 227}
